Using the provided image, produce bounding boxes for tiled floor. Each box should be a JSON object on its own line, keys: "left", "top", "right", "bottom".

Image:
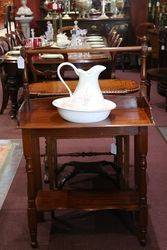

{"left": 0, "top": 139, "right": 22, "bottom": 209}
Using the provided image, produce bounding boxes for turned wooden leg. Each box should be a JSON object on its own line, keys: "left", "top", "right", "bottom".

{"left": 25, "top": 156, "right": 38, "bottom": 248}
{"left": 0, "top": 83, "right": 9, "bottom": 114}
{"left": 123, "top": 135, "right": 130, "bottom": 189}
{"left": 28, "top": 205, "right": 38, "bottom": 248}
{"left": 115, "top": 136, "right": 124, "bottom": 187}
{"left": 146, "top": 78, "right": 151, "bottom": 102}
{"left": 134, "top": 127, "right": 148, "bottom": 246}
{"left": 0, "top": 68, "right": 9, "bottom": 114}
{"left": 8, "top": 77, "right": 19, "bottom": 119}
{"left": 22, "top": 130, "right": 43, "bottom": 247}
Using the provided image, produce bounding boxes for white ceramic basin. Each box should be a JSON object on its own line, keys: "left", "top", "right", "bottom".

{"left": 52, "top": 97, "right": 116, "bottom": 123}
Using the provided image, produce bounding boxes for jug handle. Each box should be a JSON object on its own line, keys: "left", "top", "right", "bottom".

{"left": 57, "top": 62, "right": 79, "bottom": 97}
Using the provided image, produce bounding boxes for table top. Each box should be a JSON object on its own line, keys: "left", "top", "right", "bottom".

{"left": 19, "top": 96, "right": 154, "bottom": 130}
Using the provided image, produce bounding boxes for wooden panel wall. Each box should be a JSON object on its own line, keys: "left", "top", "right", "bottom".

{"left": 130, "top": 0, "right": 148, "bottom": 34}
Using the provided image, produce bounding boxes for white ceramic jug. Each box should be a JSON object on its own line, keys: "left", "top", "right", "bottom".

{"left": 57, "top": 62, "right": 106, "bottom": 109}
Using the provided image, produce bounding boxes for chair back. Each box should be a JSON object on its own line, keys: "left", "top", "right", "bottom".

{"left": 14, "top": 29, "right": 26, "bottom": 46}
{"left": 136, "top": 22, "right": 156, "bottom": 44}
{"left": 0, "top": 36, "right": 12, "bottom": 52}
{"left": 22, "top": 43, "right": 148, "bottom": 109}
{"left": 22, "top": 47, "right": 67, "bottom": 83}
{"left": 58, "top": 26, "right": 74, "bottom": 37}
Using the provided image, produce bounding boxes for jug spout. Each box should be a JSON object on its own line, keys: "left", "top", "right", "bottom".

{"left": 87, "top": 65, "right": 106, "bottom": 78}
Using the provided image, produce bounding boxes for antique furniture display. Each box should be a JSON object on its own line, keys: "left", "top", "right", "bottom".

{"left": 41, "top": 0, "right": 130, "bottom": 19}
{"left": 19, "top": 94, "right": 154, "bottom": 247}
{"left": 37, "top": 17, "right": 131, "bottom": 45}
{"left": 0, "top": 32, "right": 25, "bottom": 118}
{"left": 0, "top": 53, "right": 23, "bottom": 118}
{"left": 38, "top": 0, "right": 131, "bottom": 44}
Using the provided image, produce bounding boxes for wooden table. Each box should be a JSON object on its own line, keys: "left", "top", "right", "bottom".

{"left": 32, "top": 50, "right": 112, "bottom": 79}
{"left": 32, "top": 36, "right": 112, "bottom": 80}
{"left": 0, "top": 54, "right": 23, "bottom": 118}
{"left": 19, "top": 95, "right": 154, "bottom": 248}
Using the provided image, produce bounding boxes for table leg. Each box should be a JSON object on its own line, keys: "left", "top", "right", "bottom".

{"left": 8, "top": 76, "right": 19, "bottom": 119}
{"left": 115, "top": 136, "right": 123, "bottom": 187}
{"left": 134, "top": 127, "right": 148, "bottom": 246}
{"left": 165, "top": 88, "right": 167, "bottom": 112}
{"left": 46, "top": 137, "right": 58, "bottom": 189}
{"left": 123, "top": 135, "right": 130, "bottom": 189}
{"left": 22, "top": 130, "right": 43, "bottom": 248}
{"left": 146, "top": 77, "right": 151, "bottom": 101}
{"left": 0, "top": 77, "right": 9, "bottom": 114}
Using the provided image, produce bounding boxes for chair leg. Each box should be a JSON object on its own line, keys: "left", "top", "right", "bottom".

{"left": 146, "top": 78, "right": 151, "bottom": 102}
{"left": 28, "top": 207, "right": 38, "bottom": 248}
{"left": 0, "top": 71, "right": 9, "bottom": 114}
{"left": 165, "top": 88, "right": 167, "bottom": 112}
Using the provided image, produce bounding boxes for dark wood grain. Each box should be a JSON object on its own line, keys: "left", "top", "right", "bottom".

{"left": 19, "top": 96, "right": 154, "bottom": 131}
{"left": 36, "top": 190, "right": 139, "bottom": 211}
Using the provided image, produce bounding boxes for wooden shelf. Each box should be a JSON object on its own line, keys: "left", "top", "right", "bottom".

{"left": 36, "top": 189, "right": 139, "bottom": 212}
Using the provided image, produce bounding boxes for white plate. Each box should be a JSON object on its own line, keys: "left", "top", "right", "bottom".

{"left": 88, "top": 36, "right": 103, "bottom": 38}
{"left": 52, "top": 97, "right": 116, "bottom": 123}
{"left": 51, "top": 42, "right": 68, "bottom": 48}
{"left": 6, "top": 50, "right": 20, "bottom": 56}
{"left": 87, "top": 38, "right": 103, "bottom": 41}
{"left": 91, "top": 44, "right": 105, "bottom": 48}
{"left": 88, "top": 41, "right": 105, "bottom": 44}
{"left": 13, "top": 46, "right": 22, "bottom": 50}
{"left": 40, "top": 54, "right": 64, "bottom": 59}
{"left": 5, "top": 56, "right": 18, "bottom": 61}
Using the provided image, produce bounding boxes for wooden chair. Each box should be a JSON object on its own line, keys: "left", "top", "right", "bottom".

{"left": 5, "top": 30, "right": 25, "bottom": 48}
{"left": 5, "top": 33, "right": 17, "bottom": 48}
{"left": 0, "top": 35, "right": 23, "bottom": 118}
{"left": 146, "top": 27, "right": 167, "bottom": 108}
{"left": 0, "top": 44, "right": 7, "bottom": 114}
{"left": 57, "top": 26, "right": 74, "bottom": 36}
{"left": 136, "top": 22, "right": 156, "bottom": 44}
{"left": 0, "top": 36, "right": 12, "bottom": 52}
{"left": 13, "top": 29, "right": 26, "bottom": 46}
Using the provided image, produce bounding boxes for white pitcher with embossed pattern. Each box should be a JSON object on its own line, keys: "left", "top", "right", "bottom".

{"left": 57, "top": 62, "right": 106, "bottom": 109}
